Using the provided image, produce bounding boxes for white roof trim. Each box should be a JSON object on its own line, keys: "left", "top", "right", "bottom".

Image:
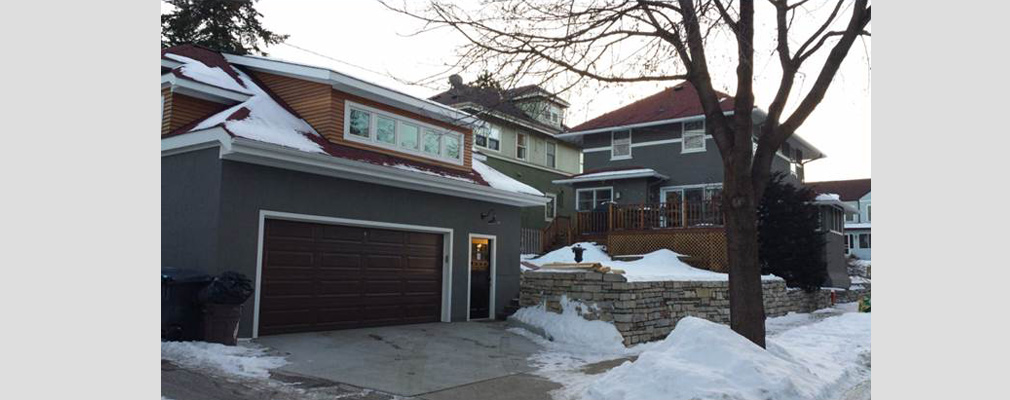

{"left": 161, "top": 130, "right": 549, "bottom": 207}
{"left": 222, "top": 54, "right": 481, "bottom": 129}
{"left": 161, "top": 74, "right": 252, "bottom": 104}
{"left": 559, "top": 112, "right": 732, "bottom": 137}
{"left": 553, "top": 168, "right": 668, "bottom": 184}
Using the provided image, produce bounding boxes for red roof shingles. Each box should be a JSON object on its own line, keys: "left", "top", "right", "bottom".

{"left": 570, "top": 82, "right": 735, "bottom": 132}
{"left": 805, "top": 179, "right": 871, "bottom": 201}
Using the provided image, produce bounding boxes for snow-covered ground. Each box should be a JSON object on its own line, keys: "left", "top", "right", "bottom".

{"left": 161, "top": 341, "right": 288, "bottom": 379}
{"left": 511, "top": 298, "right": 870, "bottom": 400}
{"left": 525, "top": 242, "right": 782, "bottom": 282}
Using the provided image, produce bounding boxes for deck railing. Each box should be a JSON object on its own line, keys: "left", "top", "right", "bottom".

{"left": 574, "top": 200, "right": 723, "bottom": 235}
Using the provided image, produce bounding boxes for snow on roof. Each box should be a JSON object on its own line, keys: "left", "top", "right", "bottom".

{"left": 553, "top": 168, "right": 668, "bottom": 184}
{"left": 845, "top": 222, "right": 871, "bottom": 230}
{"left": 815, "top": 193, "right": 841, "bottom": 201}
{"left": 813, "top": 193, "right": 859, "bottom": 213}
{"left": 473, "top": 158, "right": 544, "bottom": 196}
{"left": 165, "top": 52, "right": 324, "bottom": 154}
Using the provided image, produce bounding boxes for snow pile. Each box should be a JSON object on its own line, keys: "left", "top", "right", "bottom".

{"left": 583, "top": 317, "right": 825, "bottom": 400}
{"left": 574, "top": 312, "right": 871, "bottom": 400}
{"left": 164, "top": 53, "right": 324, "bottom": 154}
{"left": 528, "top": 242, "right": 781, "bottom": 282}
{"left": 161, "top": 341, "right": 287, "bottom": 379}
{"left": 511, "top": 295, "right": 627, "bottom": 354}
{"left": 473, "top": 158, "right": 543, "bottom": 196}
{"left": 815, "top": 193, "right": 841, "bottom": 201}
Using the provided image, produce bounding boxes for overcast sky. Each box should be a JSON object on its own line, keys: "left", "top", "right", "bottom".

{"left": 172, "top": 1, "right": 871, "bottom": 182}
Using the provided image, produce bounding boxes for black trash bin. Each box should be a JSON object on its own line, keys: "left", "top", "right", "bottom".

{"left": 162, "top": 267, "right": 212, "bottom": 341}
{"left": 198, "top": 271, "right": 253, "bottom": 346}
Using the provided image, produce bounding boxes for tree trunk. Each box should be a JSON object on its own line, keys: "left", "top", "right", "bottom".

{"left": 723, "top": 156, "right": 766, "bottom": 348}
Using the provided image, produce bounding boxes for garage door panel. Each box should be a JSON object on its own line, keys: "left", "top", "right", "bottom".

{"left": 259, "top": 219, "right": 443, "bottom": 335}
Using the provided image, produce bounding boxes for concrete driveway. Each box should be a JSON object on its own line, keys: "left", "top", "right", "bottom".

{"left": 254, "top": 321, "right": 561, "bottom": 399}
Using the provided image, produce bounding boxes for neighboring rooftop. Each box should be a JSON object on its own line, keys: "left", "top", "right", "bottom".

{"left": 429, "top": 78, "right": 566, "bottom": 135}
{"left": 567, "top": 82, "right": 735, "bottom": 133}
{"left": 806, "top": 179, "right": 871, "bottom": 201}
{"left": 552, "top": 166, "right": 668, "bottom": 184}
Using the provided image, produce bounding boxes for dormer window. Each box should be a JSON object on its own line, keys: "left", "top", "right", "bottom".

{"left": 344, "top": 101, "right": 464, "bottom": 165}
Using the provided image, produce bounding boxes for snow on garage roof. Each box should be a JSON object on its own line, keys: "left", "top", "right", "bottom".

{"left": 161, "top": 45, "right": 545, "bottom": 200}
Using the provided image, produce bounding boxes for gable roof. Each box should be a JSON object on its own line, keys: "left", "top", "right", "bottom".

{"left": 429, "top": 83, "right": 564, "bottom": 135}
{"left": 805, "top": 179, "right": 871, "bottom": 201}
{"left": 161, "top": 45, "right": 545, "bottom": 203}
{"left": 568, "top": 82, "right": 735, "bottom": 133}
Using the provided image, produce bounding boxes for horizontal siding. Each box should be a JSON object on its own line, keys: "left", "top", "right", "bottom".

{"left": 250, "top": 71, "right": 336, "bottom": 137}
{"left": 161, "top": 87, "right": 172, "bottom": 135}
{"left": 253, "top": 70, "right": 473, "bottom": 172}
{"left": 168, "top": 92, "right": 228, "bottom": 133}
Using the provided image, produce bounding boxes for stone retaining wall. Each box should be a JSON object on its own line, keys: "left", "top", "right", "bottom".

{"left": 519, "top": 271, "right": 870, "bottom": 346}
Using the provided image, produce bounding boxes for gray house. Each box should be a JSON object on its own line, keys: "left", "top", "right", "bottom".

{"left": 808, "top": 179, "right": 872, "bottom": 260}
{"left": 430, "top": 78, "right": 582, "bottom": 248}
{"left": 161, "top": 45, "right": 547, "bottom": 338}
{"left": 554, "top": 82, "right": 848, "bottom": 286}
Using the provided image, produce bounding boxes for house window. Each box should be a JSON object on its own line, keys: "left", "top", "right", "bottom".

{"left": 846, "top": 211, "right": 858, "bottom": 223}
{"left": 348, "top": 109, "right": 371, "bottom": 138}
{"left": 516, "top": 133, "right": 527, "bottom": 160}
{"left": 376, "top": 115, "right": 396, "bottom": 145}
{"left": 444, "top": 134, "right": 461, "bottom": 159}
{"left": 399, "top": 123, "right": 419, "bottom": 150}
{"left": 422, "top": 128, "right": 441, "bottom": 155}
{"left": 611, "top": 130, "right": 631, "bottom": 159}
{"left": 682, "top": 120, "right": 706, "bottom": 153}
{"left": 859, "top": 233, "right": 871, "bottom": 249}
{"left": 344, "top": 101, "right": 463, "bottom": 164}
{"left": 545, "top": 193, "right": 557, "bottom": 221}
{"left": 576, "top": 187, "right": 613, "bottom": 211}
{"left": 867, "top": 205, "right": 871, "bottom": 222}
{"left": 546, "top": 142, "right": 557, "bottom": 168}
{"left": 475, "top": 124, "right": 501, "bottom": 151}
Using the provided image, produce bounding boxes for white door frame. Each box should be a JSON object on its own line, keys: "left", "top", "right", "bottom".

{"left": 252, "top": 210, "right": 454, "bottom": 338}
{"left": 466, "top": 233, "right": 497, "bottom": 321}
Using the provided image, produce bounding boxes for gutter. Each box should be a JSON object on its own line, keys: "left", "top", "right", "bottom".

{"left": 162, "top": 129, "right": 549, "bottom": 207}
{"left": 553, "top": 170, "right": 669, "bottom": 184}
{"left": 559, "top": 111, "right": 734, "bottom": 137}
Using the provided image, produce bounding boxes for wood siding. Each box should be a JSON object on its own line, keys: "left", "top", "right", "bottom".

{"left": 161, "top": 89, "right": 229, "bottom": 135}
{"left": 252, "top": 70, "right": 473, "bottom": 172}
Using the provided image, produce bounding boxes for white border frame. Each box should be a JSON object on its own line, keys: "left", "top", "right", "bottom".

{"left": 343, "top": 100, "right": 464, "bottom": 165}
{"left": 610, "top": 129, "right": 632, "bottom": 160}
{"left": 465, "top": 233, "right": 497, "bottom": 321}
{"left": 575, "top": 186, "right": 614, "bottom": 211}
{"left": 544, "top": 193, "right": 558, "bottom": 221}
{"left": 252, "top": 210, "right": 455, "bottom": 338}
{"left": 681, "top": 120, "right": 707, "bottom": 154}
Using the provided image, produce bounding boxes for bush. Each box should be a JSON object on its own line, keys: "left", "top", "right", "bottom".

{"left": 757, "top": 172, "right": 826, "bottom": 292}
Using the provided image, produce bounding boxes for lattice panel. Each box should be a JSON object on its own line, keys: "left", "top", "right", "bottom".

{"left": 608, "top": 228, "right": 728, "bottom": 272}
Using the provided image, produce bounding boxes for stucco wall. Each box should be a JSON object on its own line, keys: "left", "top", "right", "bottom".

{"left": 162, "top": 147, "right": 525, "bottom": 338}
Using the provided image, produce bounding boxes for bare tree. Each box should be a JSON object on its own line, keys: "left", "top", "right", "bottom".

{"left": 383, "top": 0, "right": 870, "bottom": 347}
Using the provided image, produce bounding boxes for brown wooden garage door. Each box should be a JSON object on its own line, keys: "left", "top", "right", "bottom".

{"left": 259, "top": 219, "right": 444, "bottom": 335}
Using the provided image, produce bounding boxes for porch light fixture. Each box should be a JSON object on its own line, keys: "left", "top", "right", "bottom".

{"left": 481, "top": 209, "right": 500, "bottom": 225}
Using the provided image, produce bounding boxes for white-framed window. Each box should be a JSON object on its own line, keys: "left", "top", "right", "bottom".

{"left": 516, "top": 133, "right": 528, "bottom": 160}
{"left": 545, "top": 193, "right": 557, "bottom": 221}
{"left": 343, "top": 101, "right": 464, "bottom": 165}
{"left": 546, "top": 142, "right": 557, "bottom": 168}
{"left": 859, "top": 233, "right": 871, "bottom": 249}
{"left": 790, "top": 162, "right": 798, "bottom": 177}
{"left": 682, "top": 120, "right": 706, "bottom": 153}
{"left": 475, "top": 124, "right": 501, "bottom": 151}
{"left": 576, "top": 187, "right": 613, "bottom": 211}
{"left": 866, "top": 205, "right": 871, "bottom": 222}
{"left": 611, "top": 130, "right": 631, "bottom": 160}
